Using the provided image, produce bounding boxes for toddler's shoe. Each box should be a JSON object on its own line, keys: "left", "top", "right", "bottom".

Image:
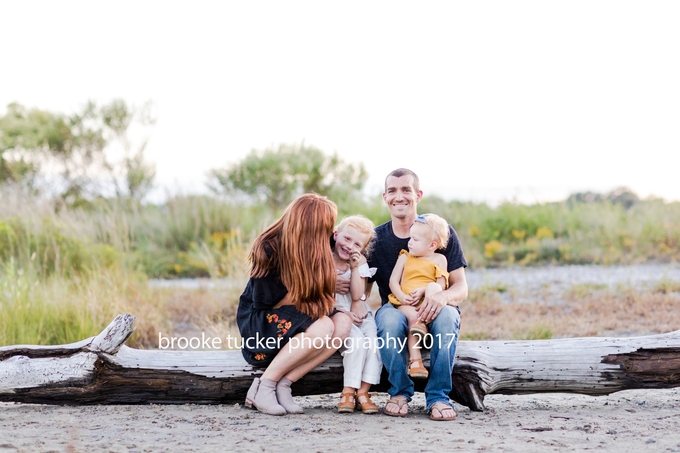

{"left": 355, "top": 392, "right": 379, "bottom": 414}
{"left": 338, "top": 392, "right": 356, "bottom": 413}
{"left": 410, "top": 320, "right": 428, "bottom": 338}
{"left": 408, "top": 358, "right": 429, "bottom": 379}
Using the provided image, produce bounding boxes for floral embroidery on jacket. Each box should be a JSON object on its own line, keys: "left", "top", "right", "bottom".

{"left": 254, "top": 353, "right": 267, "bottom": 361}
{"left": 266, "top": 313, "right": 292, "bottom": 337}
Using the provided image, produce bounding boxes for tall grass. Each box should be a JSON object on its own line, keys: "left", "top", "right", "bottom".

{"left": 2, "top": 187, "right": 680, "bottom": 346}
{"left": 0, "top": 190, "right": 261, "bottom": 346}
{"left": 420, "top": 196, "right": 680, "bottom": 268}
{"left": 0, "top": 259, "right": 162, "bottom": 347}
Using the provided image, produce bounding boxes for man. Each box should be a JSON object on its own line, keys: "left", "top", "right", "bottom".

{"left": 367, "top": 168, "right": 468, "bottom": 421}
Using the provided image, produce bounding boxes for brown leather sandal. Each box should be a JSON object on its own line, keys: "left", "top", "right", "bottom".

{"left": 383, "top": 396, "right": 409, "bottom": 417}
{"left": 410, "top": 320, "right": 428, "bottom": 338}
{"left": 429, "top": 401, "right": 457, "bottom": 421}
{"left": 337, "top": 392, "right": 356, "bottom": 413}
{"left": 355, "top": 392, "right": 379, "bottom": 414}
{"left": 408, "top": 358, "right": 429, "bottom": 379}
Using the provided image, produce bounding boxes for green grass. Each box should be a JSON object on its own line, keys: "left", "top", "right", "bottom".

{"left": 653, "top": 278, "right": 680, "bottom": 294}
{"left": 568, "top": 283, "right": 609, "bottom": 299}
{"left": 1, "top": 262, "right": 112, "bottom": 345}
{"left": 3, "top": 189, "right": 680, "bottom": 346}
{"left": 459, "top": 331, "right": 489, "bottom": 341}
{"left": 513, "top": 325, "right": 554, "bottom": 340}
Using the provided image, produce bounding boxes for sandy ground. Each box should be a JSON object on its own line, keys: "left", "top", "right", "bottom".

{"left": 4, "top": 264, "right": 680, "bottom": 452}
{"left": 1, "top": 389, "right": 680, "bottom": 453}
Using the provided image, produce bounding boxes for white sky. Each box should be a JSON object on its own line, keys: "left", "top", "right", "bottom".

{"left": 2, "top": 1, "right": 679, "bottom": 205}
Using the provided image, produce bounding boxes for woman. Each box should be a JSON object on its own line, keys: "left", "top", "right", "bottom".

{"left": 238, "top": 193, "right": 352, "bottom": 415}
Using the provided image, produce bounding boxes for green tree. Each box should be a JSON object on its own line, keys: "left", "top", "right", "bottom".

{"left": 208, "top": 143, "right": 368, "bottom": 208}
{"left": 606, "top": 187, "right": 640, "bottom": 210}
{"left": 0, "top": 99, "right": 156, "bottom": 205}
{"left": 0, "top": 103, "right": 72, "bottom": 191}
{"left": 566, "top": 187, "right": 640, "bottom": 210}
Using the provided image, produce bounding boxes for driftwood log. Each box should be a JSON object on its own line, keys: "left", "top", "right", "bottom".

{"left": 2, "top": 314, "right": 680, "bottom": 411}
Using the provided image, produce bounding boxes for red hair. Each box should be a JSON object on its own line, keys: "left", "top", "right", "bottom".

{"left": 249, "top": 193, "right": 338, "bottom": 319}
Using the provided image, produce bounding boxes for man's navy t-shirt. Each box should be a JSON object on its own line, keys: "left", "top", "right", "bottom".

{"left": 367, "top": 220, "right": 467, "bottom": 305}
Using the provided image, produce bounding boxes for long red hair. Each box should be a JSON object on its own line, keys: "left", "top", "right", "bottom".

{"left": 249, "top": 193, "right": 338, "bottom": 319}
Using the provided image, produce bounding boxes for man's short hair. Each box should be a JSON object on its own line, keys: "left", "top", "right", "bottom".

{"left": 385, "top": 168, "right": 420, "bottom": 193}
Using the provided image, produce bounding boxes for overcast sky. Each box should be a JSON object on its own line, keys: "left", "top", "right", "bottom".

{"left": 2, "top": 1, "right": 679, "bottom": 204}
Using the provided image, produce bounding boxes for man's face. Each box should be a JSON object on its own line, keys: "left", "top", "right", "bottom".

{"left": 383, "top": 175, "right": 422, "bottom": 220}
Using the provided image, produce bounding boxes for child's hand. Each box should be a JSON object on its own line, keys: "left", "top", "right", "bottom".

{"left": 410, "top": 287, "right": 425, "bottom": 301}
{"left": 399, "top": 294, "right": 418, "bottom": 306}
{"left": 347, "top": 311, "right": 364, "bottom": 326}
{"left": 351, "top": 300, "right": 368, "bottom": 319}
{"left": 349, "top": 252, "right": 366, "bottom": 269}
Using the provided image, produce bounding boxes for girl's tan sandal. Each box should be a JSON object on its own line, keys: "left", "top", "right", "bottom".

{"left": 337, "top": 392, "right": 356, "bottom": 413}
{"left": 355, "top": 392, "right": 379, "bottom": 414}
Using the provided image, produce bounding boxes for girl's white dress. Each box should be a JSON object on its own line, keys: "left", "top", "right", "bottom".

{"left": 335, "top": 264, "right": 383, "bottom": 388}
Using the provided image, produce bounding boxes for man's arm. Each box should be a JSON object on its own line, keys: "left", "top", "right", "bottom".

{"left": 433, "top": 254, "right": 448, "bottom": 291}
{"left": 444, "top": 266, "right": 468, "bottom": 305}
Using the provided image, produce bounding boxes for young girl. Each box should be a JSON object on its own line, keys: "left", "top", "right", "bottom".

{"left": 388, "top": 213, "right": 450, "bottom": 380}
{"left": 332, "top": 215, "right": 382, "bottom": 414}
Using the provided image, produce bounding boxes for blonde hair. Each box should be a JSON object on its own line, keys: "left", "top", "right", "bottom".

{"left": 416, "top": 213, "right": 449, "bottom": 249}
{"left": 335, "top": 214, "right": 375, "bottom": 256}
{"left": 249, "top": 193, "right": 338, "bottom": 319}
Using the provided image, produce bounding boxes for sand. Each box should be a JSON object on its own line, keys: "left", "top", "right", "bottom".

{"left": 1, "top": 389, "right": 680, "bottom": 452}
{"left": 4, "top": 264, "right": 680, "bottom": 451}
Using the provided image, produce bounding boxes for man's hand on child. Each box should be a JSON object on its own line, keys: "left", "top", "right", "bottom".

{"left": 336, "top": 274, "right": 351, "bottom": 295}
{"left": 416, "top": 293, "right": 447, "bottom": 322}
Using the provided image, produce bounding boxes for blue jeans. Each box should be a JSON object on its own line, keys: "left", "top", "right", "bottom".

{"left": 375, "top": 303, "right": 460, "bottom": 411}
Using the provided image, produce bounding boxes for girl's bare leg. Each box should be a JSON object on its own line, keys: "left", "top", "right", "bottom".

{"left": 358, "top": 381, "right": 371, "bottom": 394}
{"left": 400, "top": 305, "right": 431, "bottom": 378}
{"left": 397, "top": 306, "right": 424, "bottom": 369}
{"left": 398, "top": 305, "right": 419, "bottom": 327}
{"left": 342, "top": 385, "right": 358, "bottom": 394}
{"left": 407, "top": 332, "right": 422, "bottom": 362}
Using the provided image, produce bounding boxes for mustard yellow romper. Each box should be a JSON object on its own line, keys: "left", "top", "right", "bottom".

{"left": 388, "top": 250, "right": 449, "bottom": 307}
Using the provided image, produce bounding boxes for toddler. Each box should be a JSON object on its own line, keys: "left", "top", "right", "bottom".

{"left": 388, "top": 213, "right": 449, "bottom": 380}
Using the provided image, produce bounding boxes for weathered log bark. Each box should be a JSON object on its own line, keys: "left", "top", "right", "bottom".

{"left": 2, "top": 314, "right": 680, "bottom": 411}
